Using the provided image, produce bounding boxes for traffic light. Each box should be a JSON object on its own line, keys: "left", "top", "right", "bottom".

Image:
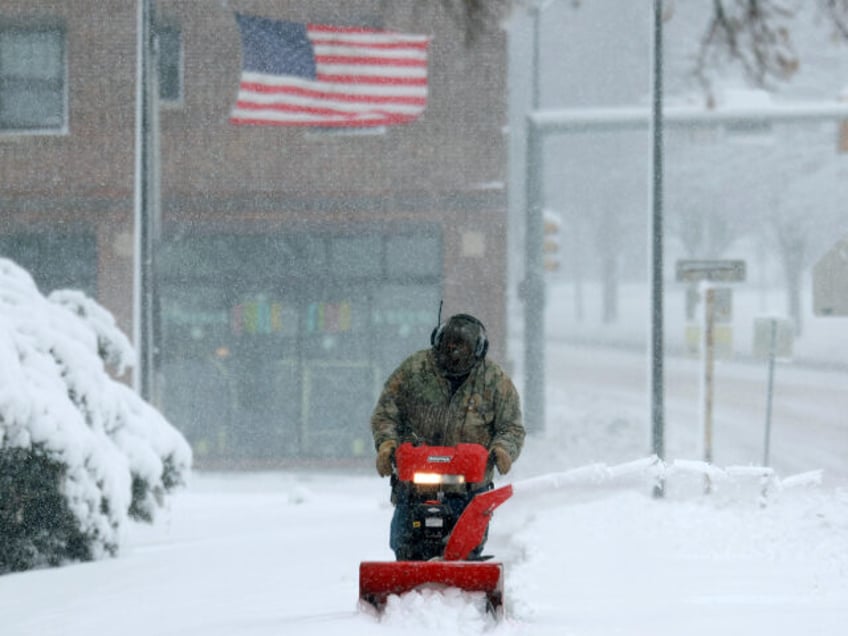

{"left": 543, "top": 209, "right": 561, "bottom": 272}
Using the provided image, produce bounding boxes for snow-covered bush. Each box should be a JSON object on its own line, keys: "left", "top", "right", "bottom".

{"left": 0, "top": 258, "right": 192, "bottom": 573}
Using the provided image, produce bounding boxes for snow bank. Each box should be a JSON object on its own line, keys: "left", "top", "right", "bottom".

{"left": 510, "top": 455, "right": 827, "bottom": 506}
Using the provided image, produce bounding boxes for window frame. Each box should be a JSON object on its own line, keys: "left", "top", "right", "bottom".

{"left": 155, "top": 23, "right": 183, "bottom": 106}
{"left": 0, "top": 23, "right": 68, "bottom": 135}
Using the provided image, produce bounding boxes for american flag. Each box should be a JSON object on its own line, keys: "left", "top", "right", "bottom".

{"left": 230, "top": 14, "right": 430, "bottom": 127}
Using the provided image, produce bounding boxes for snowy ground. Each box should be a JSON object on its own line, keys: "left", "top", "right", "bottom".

{"left": 1, "top": 282, "right": 846, "bottom": 635}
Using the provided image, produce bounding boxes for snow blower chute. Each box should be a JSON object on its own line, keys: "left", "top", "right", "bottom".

{"left": 359, "top": 442, "right": 514, "bottom": 614}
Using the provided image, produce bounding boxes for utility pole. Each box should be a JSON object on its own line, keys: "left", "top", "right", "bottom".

{"left": 523, "top": 1, "right": 552, "bottom": 434}
{"left": 649, "top": 0, "right": 666, "bottom": 497}
{"left": 524, "top": 119, "right": 545, "bottom": 435}
{"left": 134, "top": 0, "right": 161, "bottom": 403}
{"left": 531, "top": 3, "right": 543, "bottom": 111}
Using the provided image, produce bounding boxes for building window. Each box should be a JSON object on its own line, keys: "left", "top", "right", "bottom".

{"left": 0, "top": 26, "right": 66, "bottom": 132}
{"left": 156, "top": 25, "right": 182, "bottom": 103}
{"left": 0, "top": 231, "right": 98, "bottom": 297}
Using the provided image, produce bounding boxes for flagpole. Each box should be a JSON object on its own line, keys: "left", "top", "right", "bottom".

{"left": 134, "top": 0, "right": 161, "bottom": 402}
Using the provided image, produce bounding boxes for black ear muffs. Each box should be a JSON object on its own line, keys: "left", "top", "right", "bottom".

{"left": 431, "top": 314, "right": 488, "bottom": 360}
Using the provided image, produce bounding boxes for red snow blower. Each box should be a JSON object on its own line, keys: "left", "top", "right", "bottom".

{"left": 359, "top": 442, "right": 514, "bottom": 614}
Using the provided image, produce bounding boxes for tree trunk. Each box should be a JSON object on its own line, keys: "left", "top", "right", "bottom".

{"left": 786, "top": 263, "right": 803, "bottom": 336}
{"left": 776, "top": 226, "right": 806, "bottom": 337}
{"left": 601, "top": 252, "right": 618, "bottom": 323}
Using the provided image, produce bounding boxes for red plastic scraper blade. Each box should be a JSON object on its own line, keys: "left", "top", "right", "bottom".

{"left": 443, "top": 484, "right": 513, "bottom": 561}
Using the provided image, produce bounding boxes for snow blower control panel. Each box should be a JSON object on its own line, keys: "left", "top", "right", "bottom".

{"left": 395, "top": 443, "right": 490, "bottom": 484}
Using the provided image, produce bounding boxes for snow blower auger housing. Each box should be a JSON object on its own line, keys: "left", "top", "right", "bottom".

{"left": 359, "top": 442, "right": 514, "bottom": 615}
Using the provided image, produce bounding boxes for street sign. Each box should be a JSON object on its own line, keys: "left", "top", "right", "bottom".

{"left": 676, "top": 259, "right": 746, "bottom": 283}
{"left": 813, "top": 238, "right": 848, "bottom": 316}
{"left": 753, "top": 317, "right": 794, "bottom": 359}
{"left": 685, "top": 324, "right": 733, "bottom": 358}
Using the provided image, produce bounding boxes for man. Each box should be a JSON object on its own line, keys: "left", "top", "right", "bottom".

{"left": 370, "top": 313, "right": 525, "bottom": 559}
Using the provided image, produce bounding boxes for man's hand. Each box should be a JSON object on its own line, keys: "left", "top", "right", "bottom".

{"left": 375, "top": 440, "right": 398, "bottom": 477}
{"left": 491, "top": 445, "right": 512, "bottom": 475}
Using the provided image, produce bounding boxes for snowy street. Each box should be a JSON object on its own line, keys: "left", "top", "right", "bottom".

{"left": 1, "top": 338, "right": 846, "bottom": 636}
{"left": 541, "top": 342, "right": 848, "bottom": 485}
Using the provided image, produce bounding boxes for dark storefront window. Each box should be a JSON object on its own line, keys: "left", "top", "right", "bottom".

{"left": 158, "top": 227, "right": 441, "bottom": 463}
{"left": 329, "top": 236, "right": 382, "bottom": 278}
{"left": 386, "top": 234, "right": 441, "bottom": 278}
{"left": 0, "top": 231, "right": 97, "bottom": 297}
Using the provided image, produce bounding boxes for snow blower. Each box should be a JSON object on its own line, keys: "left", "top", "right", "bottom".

{"left": 359, "top": 442, "right": 514, "bottom": 615}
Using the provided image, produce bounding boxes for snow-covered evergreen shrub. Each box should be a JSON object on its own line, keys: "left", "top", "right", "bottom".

{"left": 0, "top": 258, "right": 192, "bottom": 573}
{"left": 0, "top": 445, "right": 97, "bottom": 571}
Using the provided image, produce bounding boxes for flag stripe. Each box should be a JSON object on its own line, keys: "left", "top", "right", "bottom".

{"left": 308, "top": 24, "right": 429, "bottom": 42}
{"left": 315, "top": 73, "right": 427, "bottom": 85}
{"left": 230, "top": 14, "right": 430, "bottom": 128}
{"left": 235, "top": 93, "right": 424, "bottom": 115}
{"left": 313, "top": 44, "right": 428, "bottom": 59}
{"left": 312, "top": 39, "right": 429, "bottom": 51}
{"left": 316, "top": 63, "right": 427, "bottom": 78}
{"left": 238, "top": 81, "right": 427, "bottom": 105}
{"left": 314, "top": 55, "right": 427, "bottom": 67}
{"left": 236, "top": 100, "right": 371, "bottom": 118}
{"left": 230, "top": 111, "right": 416, "bottom": 128}
{"left": 235, "top": 99, "right": 417, "bottom": 119}
{"left": 234, "top": 95, "right": 423, "bottom": 118}
{"left": 238, "top": 71, "right": 427, "bottom": 97}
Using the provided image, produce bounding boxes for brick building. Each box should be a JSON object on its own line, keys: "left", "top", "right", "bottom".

{"left": 0, "top": 1, "right": 509, "bottom": 464}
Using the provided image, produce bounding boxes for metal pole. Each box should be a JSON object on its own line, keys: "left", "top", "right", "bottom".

{"left": 531, "top": 6, "right": 541, "bottom": 111}
{"left": 531, "top": 101, "right": 848, "bottom": 132}
{"left": 650, "top": 0, "right": 666, "bottom": 496}
{"left": 134, "top": 0, "right": 160, "bottom": 402}
{"left": 763, "top": 318, "right": 777, "bottom": 466}
{"left": 524, "top": 121, "right": 546, "bottom": 434}
{"left": 529, "top": 0, "right": 556, "bottom": 109}
{"left": 522, "top": 2, "right": 547, "bottom": 435}
{"left": 702, "top": 287, "right": 715, "bottom": 494}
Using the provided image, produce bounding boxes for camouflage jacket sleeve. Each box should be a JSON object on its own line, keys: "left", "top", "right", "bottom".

{"left": 487, "top": 362, "right": 525, "bottom": 462}
{"left": 370, "top": 353, "right": 415, "bottom": 450}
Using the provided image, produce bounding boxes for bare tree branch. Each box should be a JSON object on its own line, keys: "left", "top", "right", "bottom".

{"left": 822, "top": 0, "right": 848, "bottom": 38}
{"left": 694, "top": 0, "right": 800, "bottom": 101}
{"left": 443, "top": 1, "right": 848, "bottom": 95}
{"left": 442, "top": 0, "right": 513, "bottom": 44}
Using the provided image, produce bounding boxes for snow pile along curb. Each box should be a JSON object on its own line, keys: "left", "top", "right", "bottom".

{"left": 510, "top": 455, "right": 824, "bottom": 503}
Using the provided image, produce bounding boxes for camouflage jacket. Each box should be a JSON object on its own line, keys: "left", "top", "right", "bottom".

{"left": 371, "top": 349, "right": 525, "bottom": 481}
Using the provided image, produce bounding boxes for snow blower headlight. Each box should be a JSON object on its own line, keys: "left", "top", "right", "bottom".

{"left": 413, "top": 472, "right": 466, "bottom": 485}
